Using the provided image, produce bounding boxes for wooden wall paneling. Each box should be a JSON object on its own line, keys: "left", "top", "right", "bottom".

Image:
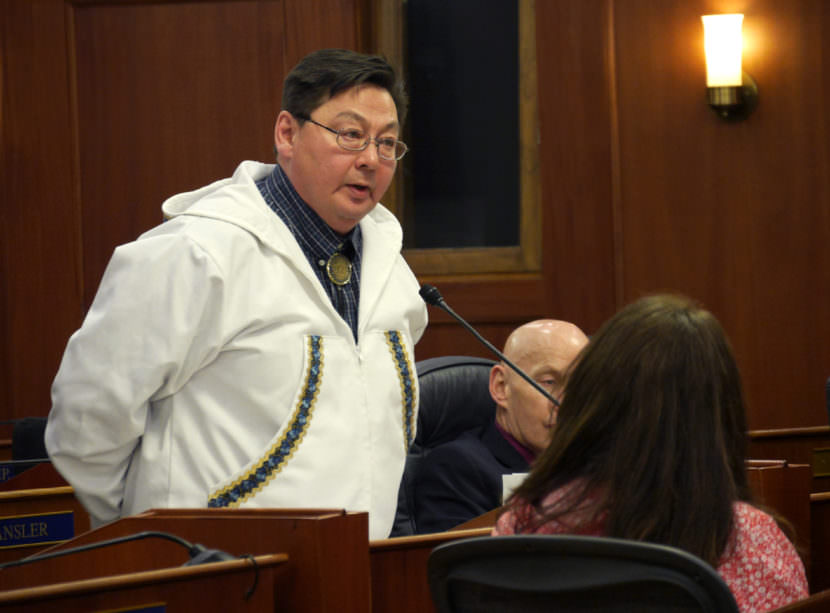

{"left": 5, "top": 0, "right": 830, "bottom": 435}
{"left": 730, "top": 0, "right": 830, "bottom": 429}
{"left": 530, "top": 0, "right": 618, "bottom": 334}
{"left": 71, "top": 0, "right": 287, "bottom": 309}
{"left": 414, "top": 278, "right": 548, "bottom": 361}
{"left": 415, "top": 321, "right": 524, "bottom": 364}
{"left": 1, "top": 0, "right": 368, "bottom": 423}
{"left": 417, "top": 0, "right": 620, "bottom": 361}
{"left": 70, "top": 0, "right": 367, "bottom": 317}
{"left": 282, "top": 0, "right": 361, "bottom": 70}
{"left": 611, "top": 0, "right": 830, "bottom": 429}
{"left": 406, "top": 0, "right": 623, "bottom": 362}
{"left": 613, "top": 0, "right": 766, "bottom": 401}
{"left": 0, "top": 1, "right": 83, "bottom": 421}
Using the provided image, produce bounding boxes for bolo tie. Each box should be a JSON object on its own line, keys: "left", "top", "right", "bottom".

{"left": 323, "top": 243, "right": 352, "bottom": 286}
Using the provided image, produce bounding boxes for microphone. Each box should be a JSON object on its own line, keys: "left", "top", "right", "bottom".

{"left": 0, "top": 530, "right": 237, "bottom": 570}
{"left": 419, "top": 284, "right": 560, "bottom": 408}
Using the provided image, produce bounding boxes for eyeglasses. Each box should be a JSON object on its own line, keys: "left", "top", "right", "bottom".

{"left": 298, "top": 115, "right": 408, "bottom": 161}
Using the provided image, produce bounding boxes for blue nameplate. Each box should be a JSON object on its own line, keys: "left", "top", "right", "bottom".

{"left": 0, "top": 510, "right": 74, "bottom": 549}
{"left": 0, "top": 463, "right": 14, "bottom": 483}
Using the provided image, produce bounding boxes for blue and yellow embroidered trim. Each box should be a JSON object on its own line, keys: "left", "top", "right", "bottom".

{"left": 385, "top": 330, "right": 416, "bottom": 449}
{"left": 207, "top": 335, "right": 323, "bottom": 508}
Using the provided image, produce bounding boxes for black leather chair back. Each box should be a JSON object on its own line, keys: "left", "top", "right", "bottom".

{"left": 428, "top": 534, "right": 740, "bottom": 612}
{"left": 11, "top": 416, "right": 49, "bottom": 476}
{"left": 390, "top": 356, "right": 496, "bottom": 537}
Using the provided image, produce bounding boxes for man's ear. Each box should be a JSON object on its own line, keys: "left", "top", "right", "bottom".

{"left": 489, "top": 364, "right": 509, "bottom": 407}
{"left": 274, "top": 111, "right": 297, "bottom": 161}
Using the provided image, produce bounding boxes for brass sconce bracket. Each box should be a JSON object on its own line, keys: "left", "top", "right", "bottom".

{"left": 707, "top": 71, "right": 759, "bottom": 121}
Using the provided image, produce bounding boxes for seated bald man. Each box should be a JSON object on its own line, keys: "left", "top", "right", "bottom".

{"left": 412, "top": 319, "right": 588, "bottom": 533}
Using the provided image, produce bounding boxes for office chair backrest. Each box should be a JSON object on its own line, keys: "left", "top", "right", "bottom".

{"left": 415, "top": 356, "right": 498, "bottom": 449}
{"left": 11, "top": 416, "right": 49, "bottom": 476}
{"left": 390, "top": 356, "right": 496, "bottom": 536}
{"left": 428, "top": 535, "right": 740, "bottom": 613}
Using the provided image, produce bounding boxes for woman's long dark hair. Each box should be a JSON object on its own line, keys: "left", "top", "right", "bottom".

{"left": 509, "top": 294, "right": 752, "bottom": 567}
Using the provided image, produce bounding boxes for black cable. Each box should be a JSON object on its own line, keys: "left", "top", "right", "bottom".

{"left": 0, "top": 530, "right": 234, "bottom": 570}
{"left": 241, "top": 554, "right": 259, "bottom": 600}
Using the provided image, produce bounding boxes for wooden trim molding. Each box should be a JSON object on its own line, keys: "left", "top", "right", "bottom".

{"left": 371, "top": 0, "right": 541, "bottom": 277}
{"left": 748, "top": 426, "right": 830, "bottom": 440}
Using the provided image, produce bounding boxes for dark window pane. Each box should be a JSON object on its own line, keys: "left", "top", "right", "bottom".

{"left": 405, "top": 0, "right": 519, "bottom": 249}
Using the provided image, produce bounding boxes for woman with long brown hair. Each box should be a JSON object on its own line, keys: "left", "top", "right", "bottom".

{"left": 493, "top": 294, "right": 807, "bottom": 612}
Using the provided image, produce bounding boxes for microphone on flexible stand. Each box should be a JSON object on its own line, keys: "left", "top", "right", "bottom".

{"left": 419, "top": 284, "right": 560, "bottom": 408}
{"left": 0, "top": 531, "right": 237, "bottom": 570}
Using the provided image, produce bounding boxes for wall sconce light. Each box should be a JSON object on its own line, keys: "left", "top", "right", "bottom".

{"left": 701, "top": 13, "right": 759, "bottom": 120}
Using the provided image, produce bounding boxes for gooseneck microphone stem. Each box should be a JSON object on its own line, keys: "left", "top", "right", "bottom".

{"left": 0, "top": 458, "right": 50, "bottom": 466}
{"left": 419, "top": 284, "right": 560, "bottom": 408}
{"left": 0, "top": 531, "right": 235, "bottom": 570}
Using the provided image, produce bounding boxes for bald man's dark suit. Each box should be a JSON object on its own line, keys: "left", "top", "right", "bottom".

{"left": 412, "top": 421, "right": 529, "bottom": 534}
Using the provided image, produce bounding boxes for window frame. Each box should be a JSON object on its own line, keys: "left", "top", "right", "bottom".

{"left": 370, "top": 0, "right": 542, "bottom": 276}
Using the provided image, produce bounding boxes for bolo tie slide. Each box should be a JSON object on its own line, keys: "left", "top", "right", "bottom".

{"left": 325, "top": 251, "right": 352, "bottom": 286}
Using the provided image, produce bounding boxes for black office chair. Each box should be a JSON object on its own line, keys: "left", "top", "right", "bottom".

{"left": 427, "top": 535, "right": 739, "bottom": 613}
{"left": 11, "top": 416, "right": 49, "bottom": 476}
{"left": 390, "top": 356, "right": 497, "bottom": 537}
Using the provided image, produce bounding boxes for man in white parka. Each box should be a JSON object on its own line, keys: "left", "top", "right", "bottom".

{"left": 45, "top": 49, "right": 427, "bottom": 539}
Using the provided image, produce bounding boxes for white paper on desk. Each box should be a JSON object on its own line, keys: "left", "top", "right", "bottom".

{"left": 501, "top": 472, "right": 529, "bottom": 503}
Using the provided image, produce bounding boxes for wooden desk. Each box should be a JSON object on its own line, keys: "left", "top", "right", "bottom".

{"left": 1, "top": 501, "right": 822, "bottom": 612}
{"left": 0, "top": 456, "right": 817, "bottom": 611}
{"left": 370, "top": 528, "right": 491, "bottom": 613}
{"left": 2, "top": 508, "right": 370, "bottom": 613}
{"left": 453, "top": 506, "right": 501, "bottom": 530}
{"left": 747, "top": 460, "right": 812, "bottom": 575}
{"left": 810, "top": 491, "right": 830, "bottom": 593}
{"left": 0, "top": 463, "right": 66, "bottom": 492}
{"left": 366, "top": 459, "right": 815, "bottom": 612}
{"left": 772, "top": 588, "right": 830, "bottom": 612}
{"left": 0, "top": 553, "right": 287, "bottom": 612}
{"left": 0, "top": 485, "right": 90, "bottom": 565}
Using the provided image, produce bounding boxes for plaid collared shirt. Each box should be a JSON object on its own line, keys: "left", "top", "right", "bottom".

{"left": 256, "top": 165, "right": 362, "bottom": 342}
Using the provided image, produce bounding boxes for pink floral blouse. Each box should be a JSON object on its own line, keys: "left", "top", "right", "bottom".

{"left": 493, "top": 496, "right": 808, "bottom": 613}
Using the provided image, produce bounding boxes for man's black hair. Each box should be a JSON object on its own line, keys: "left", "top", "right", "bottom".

{"left": 282, "top": 48, "right": 408, "bottom": 125}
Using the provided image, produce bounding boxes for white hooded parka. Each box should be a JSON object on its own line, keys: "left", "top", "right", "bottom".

{"left": 45, "top": 161, "right": 427, "bottom": 539}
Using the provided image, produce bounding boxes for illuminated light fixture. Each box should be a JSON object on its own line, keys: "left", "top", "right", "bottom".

{"left": 701, "top": 13, "right": 759, "bottom": 120}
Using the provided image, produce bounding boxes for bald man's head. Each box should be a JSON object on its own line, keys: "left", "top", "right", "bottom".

{"left": 490, "top": 319, "right": 588, "bottom": 457}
